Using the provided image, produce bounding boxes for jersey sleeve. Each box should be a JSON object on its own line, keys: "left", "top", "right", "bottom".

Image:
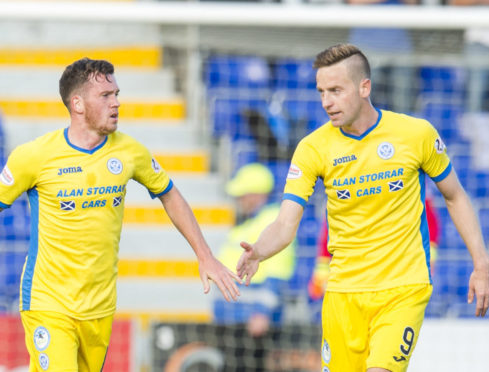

{"left": 131, "top": 143, "right": 172, "bottom": 199}
{"left": 419, "top": 121, "right": 452, "bottom": 182}
{"left": 0, "top": 143, "right": 39, "bottom": 208}
{"left": 283, "top": 138, "right": 322, "bottom": 206}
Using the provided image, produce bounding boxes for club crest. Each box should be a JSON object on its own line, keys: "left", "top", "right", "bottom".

{"left": 39, "top": 353, "right": 49, "bottom": 370}
{"left": 377, "top": 142, "right": 395, "bottom": 160}
{"left": 107, "top": 158, "right": 123, "bottom": 175}
{"left": 322, "top": 339, "right": 331, "bottom": 363}
{"left": 34, "top": 326, "right": 50, "bottom": 351}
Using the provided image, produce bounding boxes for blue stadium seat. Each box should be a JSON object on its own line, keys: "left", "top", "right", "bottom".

{"left": 210, "top": 96, "right": 269, "bottom": 139}
{"left": 432, "top": 257, "right": 472, "bottom": 308}
{"left": 419, "top": 66, "right": 466, "bottom": 96}
{"left": 478, "top": 207, "right": 489, "bottom": 243}
{"left": 273, "top": 58, "right": 316, "bottom": 91}
{"left": 419, "top": 101, "right": 464, "bottom": 146}
{"left": 426, "top": 272, "right": 449, "bottom": 318}
{"left": 0, "top": 197, "right": 30, "bottom": 311}
{"left": 438, "top": 207, "right": 466, "bottom": 251}
{"left": 450, "top": 153, "right": 474, "bottom": 191}
{"left": 205, "top": 55, "right": 271, "bottom": 89}
{"left": 280, "top": 98, "right": 327, "bottom": 134}
{"left": 229, "top": 139, "right": 260, "bottom": 172}
{"left": 417, "top": 67, "right": 467, "bottom": 147}
{"left": 286, "top": 206, "right": 320, "bottom": 295}
{"left": 205, "top": 55, "right": 272, "bottom": 141}
{"left": 468, "top": 171, "right": 489, "bottom": 199}
{"left": 263, "top": 160, "right": 289, "bottom": 200}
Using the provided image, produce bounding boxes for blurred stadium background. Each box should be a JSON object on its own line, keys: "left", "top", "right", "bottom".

{"left": 0, "top": 0, "right": 489, "bottom": 371}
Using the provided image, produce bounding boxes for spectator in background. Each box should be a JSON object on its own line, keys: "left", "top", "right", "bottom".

{"left": 451, "top": 0, "right": 489, "bottom": 113}
{"left": 213, "top": 163, "right": 296, "bottom": 372}
{"left": 308, "top": 196, "right": 441, "bottom": 301}
{"left": 348, "top": 0, "right": 418, "bottom": 114}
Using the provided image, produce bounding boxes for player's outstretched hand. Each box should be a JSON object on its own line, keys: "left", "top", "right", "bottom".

{"left": 237, "top": 241, "right": 260, "bottom": 286}
{"left": 199, "top": 255, "right": 241, "bottom": 302}
{"left": 467, "top": 267, "right": 489, "bottom": 317}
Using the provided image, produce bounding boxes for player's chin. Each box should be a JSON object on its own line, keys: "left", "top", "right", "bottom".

{"left": 330, "top": 120, "right": 344, "bottom": 128}
{"left": 105, "top": 122, "right": 118, "bottom": 133}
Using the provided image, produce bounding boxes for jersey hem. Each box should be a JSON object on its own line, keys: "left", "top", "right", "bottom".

{"left": 283, "top": 193, "right": 307, "bottom": 207}
{"left": 150, "top": 179, "right": 173, "bottom": 199}
{"left": 20, "top": 306, "right": 116, "bottom": 321}
{"left": 431, "top": 162, "right": 452, "bottom": 182}
{"left": 325, "top": 280, "right": 431, "bottom": 293}
{"left": 0, "top": 200, "right": 11, "bottom": 209}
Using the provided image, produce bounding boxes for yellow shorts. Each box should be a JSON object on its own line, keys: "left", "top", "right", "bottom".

{"left": 21, "top": 310, "right": 113, "bottom": 372}
{"left": 321, "top": 284, "right": 432, "bottom": 372}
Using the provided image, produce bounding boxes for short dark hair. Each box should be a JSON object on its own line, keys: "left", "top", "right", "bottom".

{"left": 59, "top": 58, "right": 114, "bottom": 111}
{"left": 313, "top": 43, "right": 371, "bottom": 79}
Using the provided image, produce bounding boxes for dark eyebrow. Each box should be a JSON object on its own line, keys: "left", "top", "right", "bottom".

{"left": 101, "top": 89, "right": 120, "bottom": 95}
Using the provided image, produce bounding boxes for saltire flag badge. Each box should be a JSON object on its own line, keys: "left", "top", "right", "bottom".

{"left": 388, "top": 180, "right": 404, "bottom": 192}
{"left": 113, "top": 196, "right": 122, "bottom": 207}
{"left": 60, "top": 201, "right": 75, "bottom": 211}
{"left": 336, "top": 190, "right": 351, "bottom": 199}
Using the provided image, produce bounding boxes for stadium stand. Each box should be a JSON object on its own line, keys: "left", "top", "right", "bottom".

{"left": 2, "top": 2, "right": 489, "bottom": 370}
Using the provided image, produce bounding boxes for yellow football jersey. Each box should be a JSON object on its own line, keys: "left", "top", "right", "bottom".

{"left": 0, "top": 128, "right": 171, "bottom": 319}
{"left": 284, "top": 109, "right": 451, "bottom": 292}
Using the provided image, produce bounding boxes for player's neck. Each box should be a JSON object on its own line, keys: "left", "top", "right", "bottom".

{"left": 342, "top": 105, "right": 379, "bottom": 137}
{"left": 67, "top": 125, "right": 107, "bottom": 150}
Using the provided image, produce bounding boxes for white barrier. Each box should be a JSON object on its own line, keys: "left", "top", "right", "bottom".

{"left": 410, "top": 319, "right": 489, "bottom": 371}
{"left": 0, "top": 1, "right": 488, "bottom": 29}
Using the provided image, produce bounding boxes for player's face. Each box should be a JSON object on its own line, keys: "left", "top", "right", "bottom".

{"left": 81, "top": 73, "right": 120, "bottom": 135}
{"left": 316, "top": 61, "right": 367, "bottom": 129}
{"left": 236, "top": 193, "right": 268, "bottom": 217}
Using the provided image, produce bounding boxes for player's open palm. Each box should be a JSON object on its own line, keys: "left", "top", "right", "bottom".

{"left": 199, "top": 255, "right": 241, "bottom": 302}
{"left": 237, "top": 241, "right": 260, "bottom": 286}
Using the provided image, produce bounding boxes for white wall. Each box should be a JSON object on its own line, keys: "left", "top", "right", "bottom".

{"left": 410, "top": 319, "right": 489, "bottom": 372}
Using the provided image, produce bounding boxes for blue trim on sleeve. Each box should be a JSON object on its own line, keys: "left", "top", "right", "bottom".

{"left": 22, "top": 188, "right": 40, "bottom": 310}
{"left": 340, "top": 108, "right": 382, "bottom": 140}
{"left": 0, "top": 200, "right": 11, "bottom": 209}
{"left": 431, "top": 162, "right": 452, "bottom": 183}
{"left": 418, "top": 170, "right": 432, "bottom": 284}
{"left": 283, "top": 193, "right": 307, "bottom": 207}
{"left": 149, "top": 179, "right": 174, "bottom": 199}
{"left": 64, "top": 127, "right": 108, "bottom": 154}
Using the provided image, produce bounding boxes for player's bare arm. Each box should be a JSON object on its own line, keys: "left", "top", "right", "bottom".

{"left": 436, "top": 170, "right": 489, "bottom": 316}
{"left": 158, "top": 186, "right": 241, "bottom": 302}
{"left": 237, "top": 199, "right": 303, "bottom": 285}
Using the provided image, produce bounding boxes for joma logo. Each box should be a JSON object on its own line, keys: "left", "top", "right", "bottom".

{"left": 333, "top": 155, "right": 357, "bottom": 167}
{"left": 57, "top": 166, "right": 83, "bottom": 176}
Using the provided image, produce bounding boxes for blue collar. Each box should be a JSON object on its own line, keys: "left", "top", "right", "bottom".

{"left": 64, "top": 127, "right": 108, "bottom": 154}
{"left": 340, "top": 108, "right": 382, "bottom": 141}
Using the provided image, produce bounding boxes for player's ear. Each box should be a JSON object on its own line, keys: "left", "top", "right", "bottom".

{"left": 359, "top": 78, "right": 371, "bottom": 99}
{"left": 71, "top": 95, "right": 84, "bottom": 114}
